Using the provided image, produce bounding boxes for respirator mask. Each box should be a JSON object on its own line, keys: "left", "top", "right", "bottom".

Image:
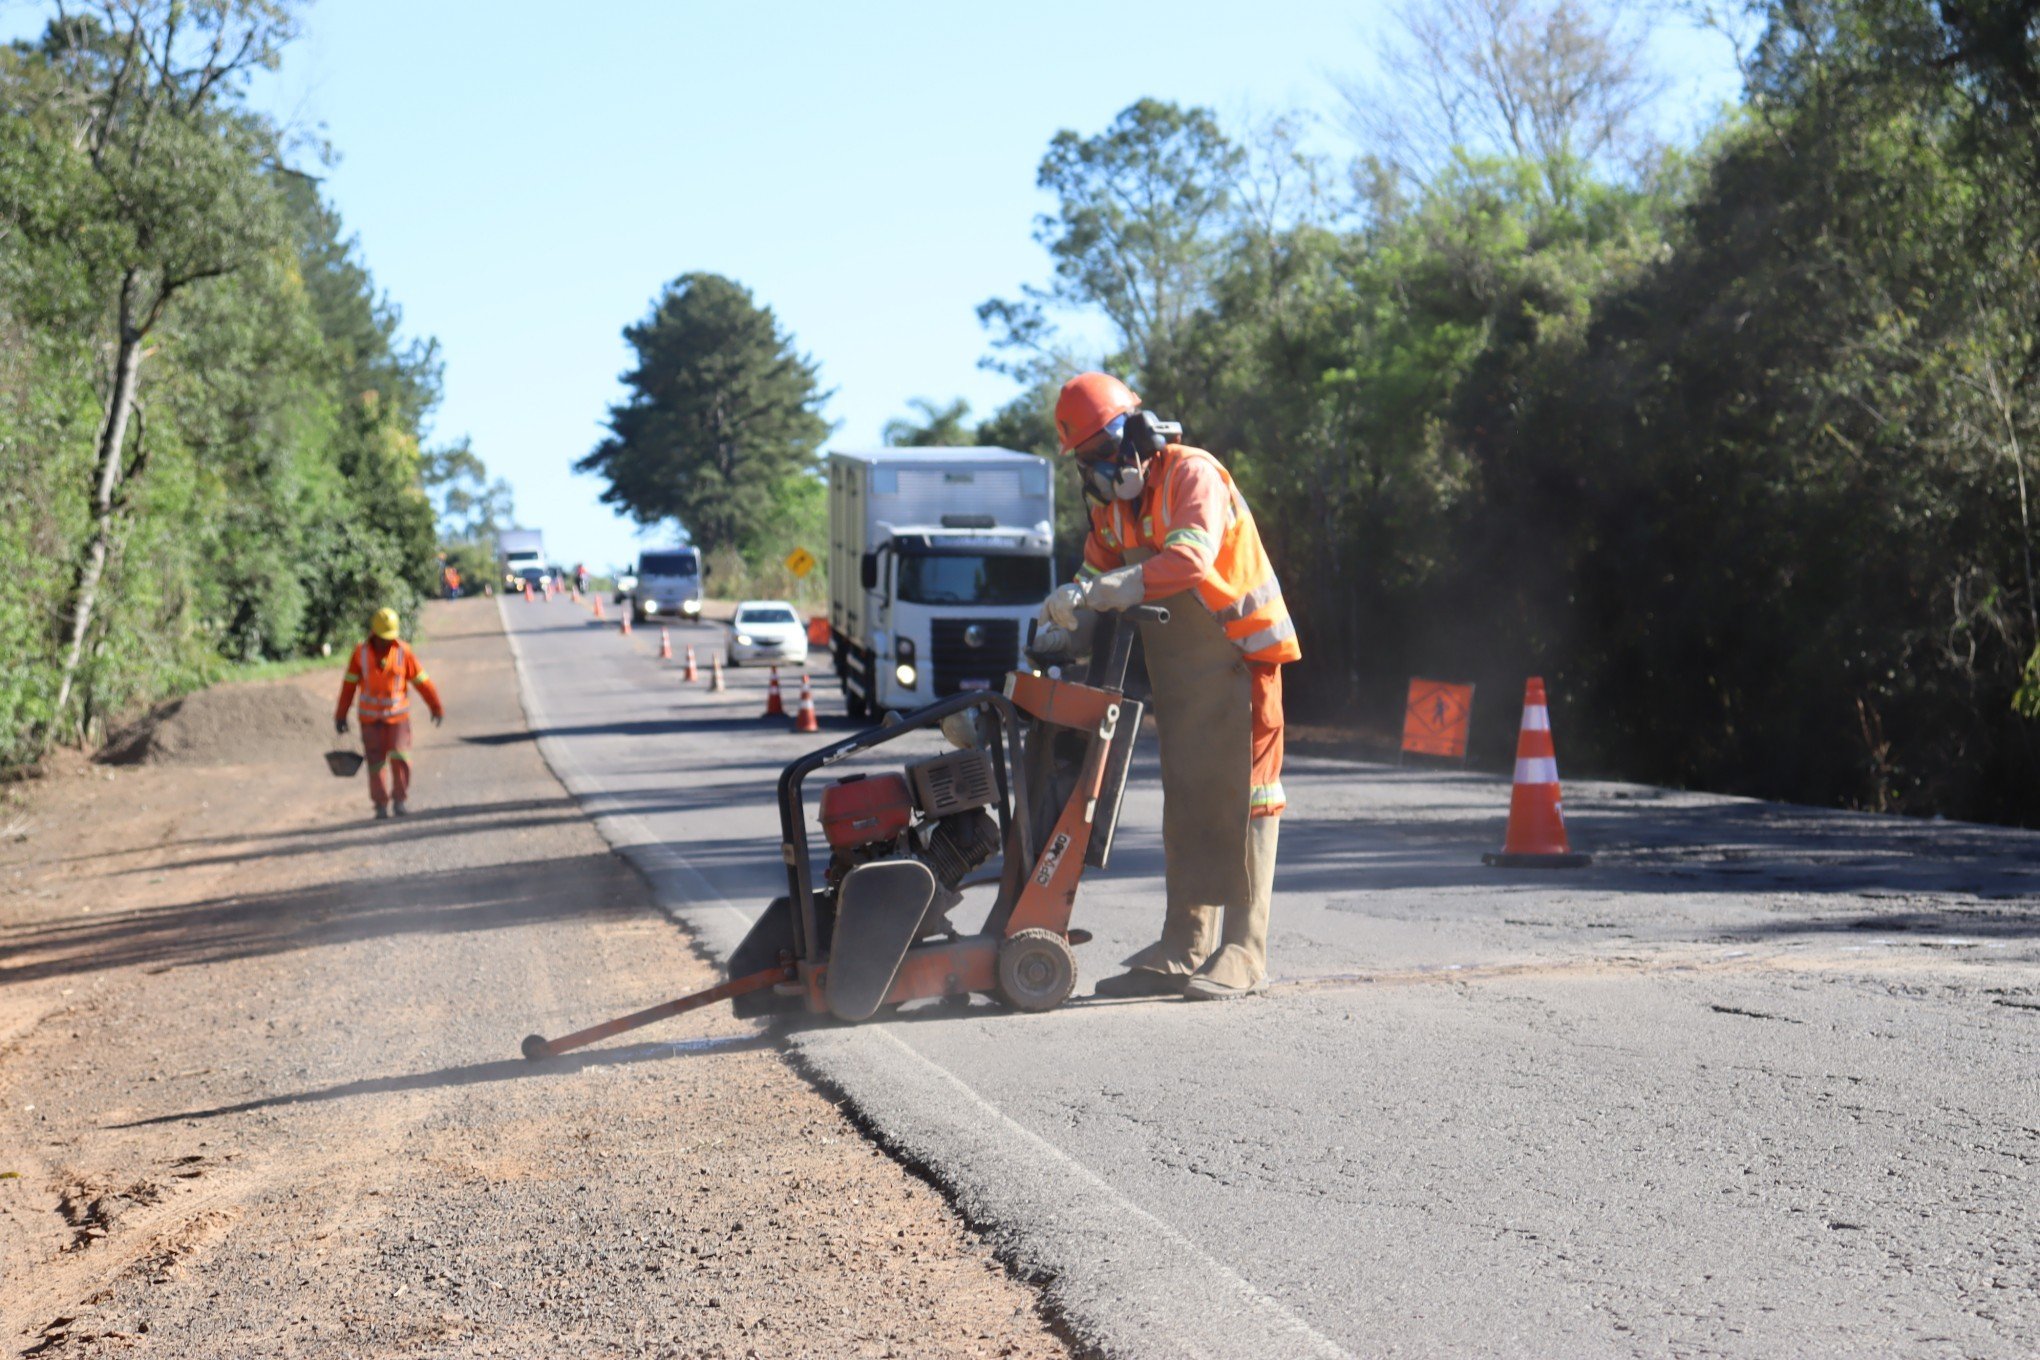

{"left": 1076, "top": 411, "right": 1183, "bottom": 505}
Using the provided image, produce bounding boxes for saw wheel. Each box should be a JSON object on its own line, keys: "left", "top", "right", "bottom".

{"left": 996, "top": 928, "right": 1077, "bottom": 1013}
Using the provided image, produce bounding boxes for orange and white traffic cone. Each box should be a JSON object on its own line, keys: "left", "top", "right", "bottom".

{"left": 593, "top": 597, "right": 605, "bottom": 620}
{"left": 683, "top": 645, "right": 698, "bottom": 682}
{"left": 762, "top": 667, "right": 784, "bottom": 719}
{"left": 1483, "top": 677, "right": 1591, "bottom": 868}
{"left": 659, "top": 628, "right": 672, "bottom": 660}
{"left": 710, "top": 653, "right": 725, "bottom": 693}
{"left": 791, "top": 674, "right": 820, "bottom": 733}
{"left": 620, "top": 613, "right": 631, "bottom": 636}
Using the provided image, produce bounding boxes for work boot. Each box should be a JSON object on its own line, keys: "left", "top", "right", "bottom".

{"left": 1092, "top": 967, "right": 1191, "bottom": 1000}
{"left": 1184, "top": 816, "right": 1278, "bottom": 1001}
{"left": 392, "top": 800, "right": 409, "bottom": 817}
{"left": 373, "top": 804, "right": 389, "bottom": 821}
{"left": 1120, "top": 901, "right": 1219, "bottom": 980}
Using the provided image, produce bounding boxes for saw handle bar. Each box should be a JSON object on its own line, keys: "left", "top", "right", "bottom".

{"left": 1093, "top": 604, "right": 1167, "bottom": 692}
{"left": 1028, "top": 604, "right": 1169, "bottom": 686}
{"left": 774, "top": 690, "right": 1028, "bottom": 965}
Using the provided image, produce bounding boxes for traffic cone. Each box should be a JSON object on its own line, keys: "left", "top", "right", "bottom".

{"left": 1483, "top": 677, "right": 1591, "bottom": 868}
{"left": 620, "top": 613, "right": 631, "bottom": 636}
{"left": 659, "top": 629, "right": 672, "bottom": 660}
{"left": 710, "top": 653, "right": 725, "bottom": 692}
{"left": 683, "top": 645, "right": 698, "bottom": 682}
{"left": 762, "top": 667, "right": 784, "bottom": 719}
{"left": 593, "top": 597, "right": 605, "bottom": 620}
{"left": 791, "top": 674, "right": 820, "bottom": 733}
{"left": 522, "top": 582, "right": 533, "bottom": 602}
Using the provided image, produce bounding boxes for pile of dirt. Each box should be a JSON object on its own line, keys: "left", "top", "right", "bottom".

{"left": 100, "top": 682, "right": 328, "bottom": 767}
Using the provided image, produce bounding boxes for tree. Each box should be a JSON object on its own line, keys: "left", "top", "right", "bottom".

{"left": 1338, "top": 0, "right": 1666, "bottom": 204}
{"left": 978, "top": 100, "right": 1242, "bottom": 383}
{"left": 577, "top": 273, "right": 829, "bottom": 556}
{"left": 882, "top": 396, "right": 974, "bottom": 446}
{"left": 0, "top": 0, "right": 299, "bottom": 728}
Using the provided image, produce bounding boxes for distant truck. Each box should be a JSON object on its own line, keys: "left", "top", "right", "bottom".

{"left": 828, "top": 448, "right": 1055, "bottom": 719}
{"left": 499, "top": 529, "right": 546, "bottom": 590}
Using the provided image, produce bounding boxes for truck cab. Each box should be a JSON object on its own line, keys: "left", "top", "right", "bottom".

{"left": 829, "top": 450, "right": 1055, "bottom": 720}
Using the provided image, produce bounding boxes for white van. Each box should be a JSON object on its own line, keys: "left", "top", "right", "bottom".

{"left": 628, "top": 547, "right": 704, "bottom": 621}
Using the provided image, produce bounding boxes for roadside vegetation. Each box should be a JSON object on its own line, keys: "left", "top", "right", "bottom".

{"left": 908, "top": 0, "right": 2040, "bottom": 825}
{"left": 0, "top": 1, "right": 510, "bottom": 770}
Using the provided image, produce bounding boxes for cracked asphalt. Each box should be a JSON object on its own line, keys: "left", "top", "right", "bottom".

{"left": 504, "top": 593, "right": 2040, "bottom": 1359}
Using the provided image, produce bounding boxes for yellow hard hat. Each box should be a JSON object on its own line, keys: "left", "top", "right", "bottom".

{"left": 370, "top": 607, "right": 401, "bottom": 640}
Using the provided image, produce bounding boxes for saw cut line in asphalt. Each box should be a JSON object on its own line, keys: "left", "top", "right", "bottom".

{"left": 497, "top": 593, "right": 2040, "bottom": 1359}
{"left": 497, "top": 596, "right": 1356, "bottom": 1360}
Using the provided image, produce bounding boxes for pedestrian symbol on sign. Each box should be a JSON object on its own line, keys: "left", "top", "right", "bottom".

{"left": 1402, "top": 678, "right": 1475, "bottom": 761}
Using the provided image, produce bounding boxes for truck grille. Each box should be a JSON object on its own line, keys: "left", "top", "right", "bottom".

{"left": 930, "top": 618, "right": 1018, "bottom": 696}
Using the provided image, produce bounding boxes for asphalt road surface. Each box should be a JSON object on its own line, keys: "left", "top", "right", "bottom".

{"left": 503, "top": 594, "right": 2040, "bottom": 1359}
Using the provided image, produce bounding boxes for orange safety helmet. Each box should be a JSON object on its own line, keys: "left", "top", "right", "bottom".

{"left": 1054, "top": 372, "right": 1141, "bottom": 454}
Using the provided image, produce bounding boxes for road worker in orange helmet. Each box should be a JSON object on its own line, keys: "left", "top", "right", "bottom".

{"left": 334, "top": 607, "right": 445, "bottom": 821}
{"left": 1038, "top": 372, "right": 1300, "bottom": 999}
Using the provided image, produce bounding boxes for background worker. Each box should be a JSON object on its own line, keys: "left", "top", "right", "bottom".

{"left": 334, "top": 606, "right": 445, "bottom": 820}
{"left": 1038, "top": 373, "right": 1300, "bottom": 1000}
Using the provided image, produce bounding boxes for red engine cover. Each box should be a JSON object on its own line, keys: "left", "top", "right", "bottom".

{"left": 819, "top": 772, "right": 914, "bottom": 851}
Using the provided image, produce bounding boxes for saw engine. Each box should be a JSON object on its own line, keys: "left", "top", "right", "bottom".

{"left": 817, "top": 747, "right": 1004, "bottom": 944}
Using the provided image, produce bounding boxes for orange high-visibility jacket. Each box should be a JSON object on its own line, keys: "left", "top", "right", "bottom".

{"left": 1079, "top": 444, "right": 1302, "bottom": 665}
{"left": 336, "top": 639, "right": 443, "bottom": 725}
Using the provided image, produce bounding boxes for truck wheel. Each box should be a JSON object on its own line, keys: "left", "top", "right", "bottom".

{"left": 996, "top": 929, "right": 1076, "bottom": 1013}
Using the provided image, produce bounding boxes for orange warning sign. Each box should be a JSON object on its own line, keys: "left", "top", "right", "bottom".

{"left": 1402, "top": 678, "right": 1474, "bottom": 759}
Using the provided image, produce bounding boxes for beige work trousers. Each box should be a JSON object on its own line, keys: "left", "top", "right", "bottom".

{"left": 1121, "top": 585, "right": 1275, "bottom": 990}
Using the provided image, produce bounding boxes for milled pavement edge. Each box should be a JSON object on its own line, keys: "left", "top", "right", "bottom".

{"left": 497, "top": 597, "right": 1355, "bottom": 1360}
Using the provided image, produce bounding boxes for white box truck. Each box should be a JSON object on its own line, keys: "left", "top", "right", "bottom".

{"left": 499, "top": 528, "right": 547, "bottom": 591}
{"left": 828, "top": 448, "right": 1055, "bottom": 719}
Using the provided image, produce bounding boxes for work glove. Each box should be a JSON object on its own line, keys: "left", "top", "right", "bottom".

{"left": 334, "top": 716, "right": 348, "bottom": 736}
{"left": 431, "top": 711, "right": 443, "bottom": 728}
{"left": 1086, "top": 564, "right": 1145, "bottom": 612}
{"left": 1041, "top": 583, "right": 1087, "bottom": 631}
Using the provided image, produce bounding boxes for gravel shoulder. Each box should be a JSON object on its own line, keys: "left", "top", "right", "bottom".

{"left": 0, "top": 598, "right": 1068, "bottom": 1359}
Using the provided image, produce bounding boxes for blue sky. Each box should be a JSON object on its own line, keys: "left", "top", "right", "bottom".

{"left": 7, "top": 1, "right": 1742, "bottom": 570}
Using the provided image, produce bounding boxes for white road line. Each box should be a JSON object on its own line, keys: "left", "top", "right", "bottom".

{"left": 497, "top": 597, "right": 1356, "bottom": 1360}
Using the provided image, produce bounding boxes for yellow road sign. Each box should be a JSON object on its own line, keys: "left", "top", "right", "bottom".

{"left": 783, "top": 547, "right": 817, "bottom": 578}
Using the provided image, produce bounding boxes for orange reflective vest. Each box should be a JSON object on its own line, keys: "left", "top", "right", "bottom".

{"left": 342, "top": 639, "right": 428, "bottom": 724}
{"left": 1084, "top": 445, "right": 1302, "bottom": 665}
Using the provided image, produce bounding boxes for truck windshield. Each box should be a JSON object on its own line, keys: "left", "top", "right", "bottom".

{"left": 897, "top": 554, "right": 1051, "bottom": 606}
{"left": 640, "top": 552, "right": 698, "bottom": 576}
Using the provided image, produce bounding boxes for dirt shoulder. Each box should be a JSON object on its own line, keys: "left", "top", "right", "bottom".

{"left": 0, "top": 598, "right": 1067, "bottom": 1359}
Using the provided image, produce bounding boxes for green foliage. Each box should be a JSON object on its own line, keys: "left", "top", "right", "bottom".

{"left": 578, "top": 272, "right": 830, "bottom": 571}
{"left": 882, "top": 397, "right": 974, "bottom": 447}
{"left": 979, "top": 100, "right": 1242, "bottom": 382}
{"left": 0, "top": 6, "right": 466, "bottom": 763}
{"left": 1006, "top": 44, "right": 2040, "bottom": 822}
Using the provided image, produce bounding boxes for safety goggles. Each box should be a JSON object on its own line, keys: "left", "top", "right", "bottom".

{"left": 1072, "top": 413, "right": 1130, "bottom": 464}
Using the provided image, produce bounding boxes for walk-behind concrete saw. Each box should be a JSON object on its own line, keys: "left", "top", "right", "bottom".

{"left": 519, "top": 606, "right": 1166, "bottom": 1059}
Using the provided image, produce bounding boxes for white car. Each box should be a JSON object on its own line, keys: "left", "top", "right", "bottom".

{"left": 727, "top": 600, "right": 809, "bottom": 668}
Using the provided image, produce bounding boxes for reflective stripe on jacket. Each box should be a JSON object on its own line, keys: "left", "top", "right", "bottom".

{"left": 1082, "top": 444, "right": 1302, "bottom": 665}
{"left": 345, "top": 639, "right": 425, "bottom": 723}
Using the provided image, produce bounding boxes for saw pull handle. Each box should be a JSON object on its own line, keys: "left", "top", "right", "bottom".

{"left": 521, "top": 959, "right": 795, "bottom": 1060}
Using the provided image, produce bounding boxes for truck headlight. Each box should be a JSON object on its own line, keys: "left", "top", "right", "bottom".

{"left": 643, "top": 600, "right": 659, "bottom": 614}
{"left": 895, "top": 638, "right": 917, "bottom": 688}
{"left": 896, "top": 664, "right": 918, "bottom": 688}
{"left": 736, "top": 633, "right": 753, "bottom": 646}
